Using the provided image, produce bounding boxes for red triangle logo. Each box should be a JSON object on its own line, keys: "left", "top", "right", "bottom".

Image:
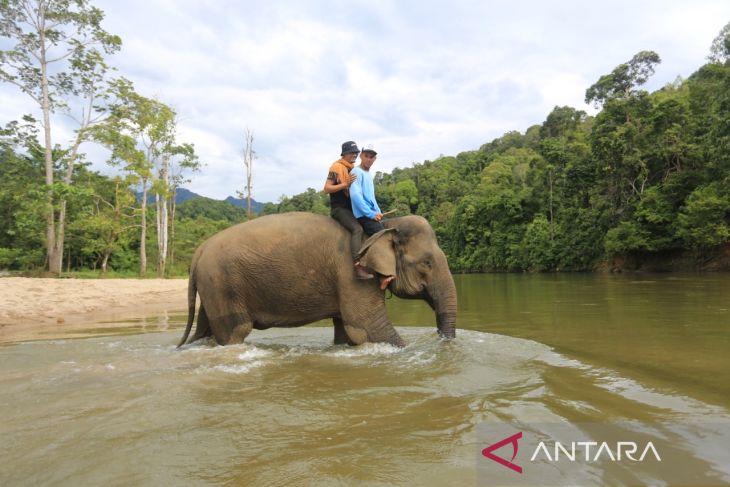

{"left": 481, "top": 431, "right": 523, "bottom": 474}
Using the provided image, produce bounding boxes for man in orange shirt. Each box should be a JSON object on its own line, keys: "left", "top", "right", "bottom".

{"left": 324, "top": 141, "right": 373, "bottom": 279}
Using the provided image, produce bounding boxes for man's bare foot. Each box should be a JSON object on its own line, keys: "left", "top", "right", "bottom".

{"left": 379, "top": 275, "right": 394, "bottom": 290}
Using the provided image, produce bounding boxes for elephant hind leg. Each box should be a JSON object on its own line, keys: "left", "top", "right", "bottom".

{"left": 227, "top": 320, "right": 253, "bottom": 345}
{"left": 191, "top": 305, "right": 212, "bottom": 343}
{"left": 208, "top": 310, "right": 252, "bottom": 345}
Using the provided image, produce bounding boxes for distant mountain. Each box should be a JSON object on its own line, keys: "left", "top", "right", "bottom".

{"left": 174, "top": 187, "right": 203, "bottom": 205}
{"left": 224, "top": 196, "right": 265, "bottom": 214}
{"left": 136, "top": 188, "right": 267, "bottom": 214}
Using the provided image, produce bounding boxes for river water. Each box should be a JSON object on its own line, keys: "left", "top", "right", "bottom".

{"left": 1, "top": 274, "right": 729, "bottom": 486}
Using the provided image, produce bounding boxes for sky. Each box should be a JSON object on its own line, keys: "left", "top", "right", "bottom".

{"left": 1, "top": 1, "right": 729, "bottom": 203}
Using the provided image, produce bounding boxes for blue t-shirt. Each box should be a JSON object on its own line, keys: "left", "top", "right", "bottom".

{"left": 349, "top": 166, "right": 382, "bottom": 219}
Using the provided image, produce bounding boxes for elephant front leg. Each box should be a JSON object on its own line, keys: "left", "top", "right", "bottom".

{"left": 367, "top": 324, "right": 405, "bottom": 347}
{"left": 333, "top": 317, "right": 353, "bottom": 345}
{"left": 341, "top": 304, "right": 405, "bottom": 347}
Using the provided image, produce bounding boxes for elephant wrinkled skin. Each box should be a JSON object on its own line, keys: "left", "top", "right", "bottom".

{"left": 177, "top": 212, "right": 457, "bottom": 347}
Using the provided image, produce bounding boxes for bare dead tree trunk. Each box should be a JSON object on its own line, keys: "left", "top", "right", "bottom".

{"left": 243, "top": 128, "right": 254, "bottom": 219}
{"left": 140, "top": 178, "right": 148, "bottom": 277}
{"left": 38, "top": 19, "right": 61, "bottom": 274}
{"left": 156, "top": 155, "right": 169, "bottom": 277}
{"left": 169, "top": 188, "right": 176, "bottom": 270}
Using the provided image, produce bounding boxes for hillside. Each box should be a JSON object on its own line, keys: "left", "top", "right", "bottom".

{"left": 138, "top": 188, "right": 266, "bottom": 214}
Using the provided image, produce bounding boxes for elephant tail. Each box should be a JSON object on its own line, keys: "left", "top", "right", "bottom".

{"left": 177, "top": 271, "right": 197, "bottom": 348}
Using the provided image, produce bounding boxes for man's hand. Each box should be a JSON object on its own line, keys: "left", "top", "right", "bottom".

{"left": 346, "top": 174, "right": 357, "bottom": 186}
{"left": 374, "top": 212, "right": 383, "bottom": 222}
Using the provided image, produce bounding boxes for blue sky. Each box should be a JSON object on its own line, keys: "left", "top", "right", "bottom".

{"left": 1, "top": 1, "right": 729, "bottom": 202}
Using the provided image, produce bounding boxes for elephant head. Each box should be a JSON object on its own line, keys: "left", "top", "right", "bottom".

{"left": 357, "top": 216, "right": 457, "bottom": 339}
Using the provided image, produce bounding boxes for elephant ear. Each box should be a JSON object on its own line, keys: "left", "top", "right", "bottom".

{"left": 357, "top": 228, "right": 397, "bottom": 277}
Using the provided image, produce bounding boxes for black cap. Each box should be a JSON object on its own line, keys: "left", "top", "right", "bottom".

{"left": 341, "top": 141, "right": 360, "bottom": 156}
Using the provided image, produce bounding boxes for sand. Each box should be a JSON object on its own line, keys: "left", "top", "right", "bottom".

{"left": 0, "top": 277, "right": 188, "bottom": 343}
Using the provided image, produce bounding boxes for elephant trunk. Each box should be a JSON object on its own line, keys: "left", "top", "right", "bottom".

{"left": 430, "top": 269, "right": 457, "bottom": 340}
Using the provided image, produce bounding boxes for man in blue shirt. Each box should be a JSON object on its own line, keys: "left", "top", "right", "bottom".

{"left": 349, "top": 144, "right": 384, "bottom": 236}
{"left": 350, "top": 144, "right": 394, "bottom": 290}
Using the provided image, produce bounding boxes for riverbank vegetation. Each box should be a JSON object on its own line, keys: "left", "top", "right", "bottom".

{"left": 2, "top": 4, "right": 729, "bottom": 275}
{"left": 266, "top": 28, "right": 730, "bottom": 272}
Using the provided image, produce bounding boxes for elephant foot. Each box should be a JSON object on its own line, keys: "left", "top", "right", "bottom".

{"left": 344, "top": 325, "right": 368, "bottom": 345}
{"left": 226, "top": 322, "right": 252, "bottom": 345}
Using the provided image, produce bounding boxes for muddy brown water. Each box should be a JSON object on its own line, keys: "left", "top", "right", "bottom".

{"left": 1, "top": 274, "right": 729, "bottom": 486}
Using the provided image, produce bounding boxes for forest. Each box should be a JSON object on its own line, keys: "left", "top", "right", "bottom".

{"left": 1, "top": 1, "right": 729, "bottom": 275}
{"left": 264, "top": 37, "right": 730, "bottom": 273}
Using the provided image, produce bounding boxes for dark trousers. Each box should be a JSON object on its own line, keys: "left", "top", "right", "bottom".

{"left": 331, "top": 207, "right": 364, "bottom": 261}
{"left": 357, "top": 217, "right": 385, "bottom": 237}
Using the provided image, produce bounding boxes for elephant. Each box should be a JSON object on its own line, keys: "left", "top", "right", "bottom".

{"left": 176, "top": 212, "right": 457, "bottom": 348}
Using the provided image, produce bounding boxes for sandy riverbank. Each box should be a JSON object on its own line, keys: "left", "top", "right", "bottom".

{"left": 0, "top": 277, "right": 188, "bottom": 343}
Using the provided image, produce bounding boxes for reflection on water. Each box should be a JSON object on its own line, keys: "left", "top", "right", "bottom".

{"left": 0, "top": 274, "right": 729, "bottom": 486}
{"left": 389, "top": 273, "right": 730, "bottom": 408}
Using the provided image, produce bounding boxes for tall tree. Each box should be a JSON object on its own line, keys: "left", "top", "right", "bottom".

{"left": 0, "top": 121, "right": 46, "bottom": 268}
{"left": 708, "top": 20, "right": 730, "bottom": 65}
{"left": 238, "top": 128, "right": 255, "bottom": 219}
{"left": 0, "top": 0, "right": 121, "bottom": 274}
{"left": 587, "top": 51, "right": 662, "bottom": 222}
{"left": 98, "top": 80, "right": 197, "bottom": 276}
{"left": 585, "top": 50, "right": 661, "bottom": 108}
{"left": 68, "top": 173, "right": 137, "bottom": 272}
{"left": 167, "top": 142, "right": 199, "bottom": 271}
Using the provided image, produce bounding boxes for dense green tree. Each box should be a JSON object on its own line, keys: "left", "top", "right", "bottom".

{"left": 0, "top": 140, "right": 46, "bottom": 268}
{"left": 5, "top": 22, "right": 730, "bottom": 275}
{"left": 0, "top": 0, "right": 121, "bottom": 273}
{"left": 585, "top": 51, "right": 661, "bottom": 107}
{"left": 97, "top": 80, "right": 198, "bottom": 276}
{"left": 274, "top": 188, "right": 329, "bottom": 215}
{"left": 67, "top": 174, "right": 137, "bottom": 272}
{"left": 675, "top": 183, "right": 730, "bottom": 249}
{"left": 392, "top": 179, "right": 419, "bottom": 214}
{"left": 708, "top": 21, "right": 730, "bottom": 65}
{"left": 176, "top": 197, "right": 247, "bottom": 222}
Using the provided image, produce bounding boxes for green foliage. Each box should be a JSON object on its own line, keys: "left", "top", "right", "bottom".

{"left": 708, "top": 21, "right": 730, "bottom": 65}
{"left": 393, "top": 179, "right": 419, "bottom": 214}
{"left": 166, "top": 217, "right": 232, "bottom": 276}
{"left": 519, "top": 214, "right": 554, "bottom": 271}
{"left": 4, "top": 21, "right": 730, "bottom": 274}
{"left": 176, "top": 197, "right": 248, "bottom": 222}
{"left": 676, "top": 183, "right": 730, "bottom": 249}
{"left": 270, "top": 188, "right": 329, "bottom": 215}
{"left": 1, "top": 0, "right": 122, "bottom": 273}
{"left": 585, "top": 51, "right": 661, "bottom": 107}
{"left": 0, "top": 144, "right": 46, "bottom": 269}
{"left": 260, "top": 43, "right": 730, "bottom": 272}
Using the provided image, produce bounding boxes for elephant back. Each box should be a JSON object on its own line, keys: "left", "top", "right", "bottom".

{"left": 198, "top": 211, "right": 351, "bottom": 263}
